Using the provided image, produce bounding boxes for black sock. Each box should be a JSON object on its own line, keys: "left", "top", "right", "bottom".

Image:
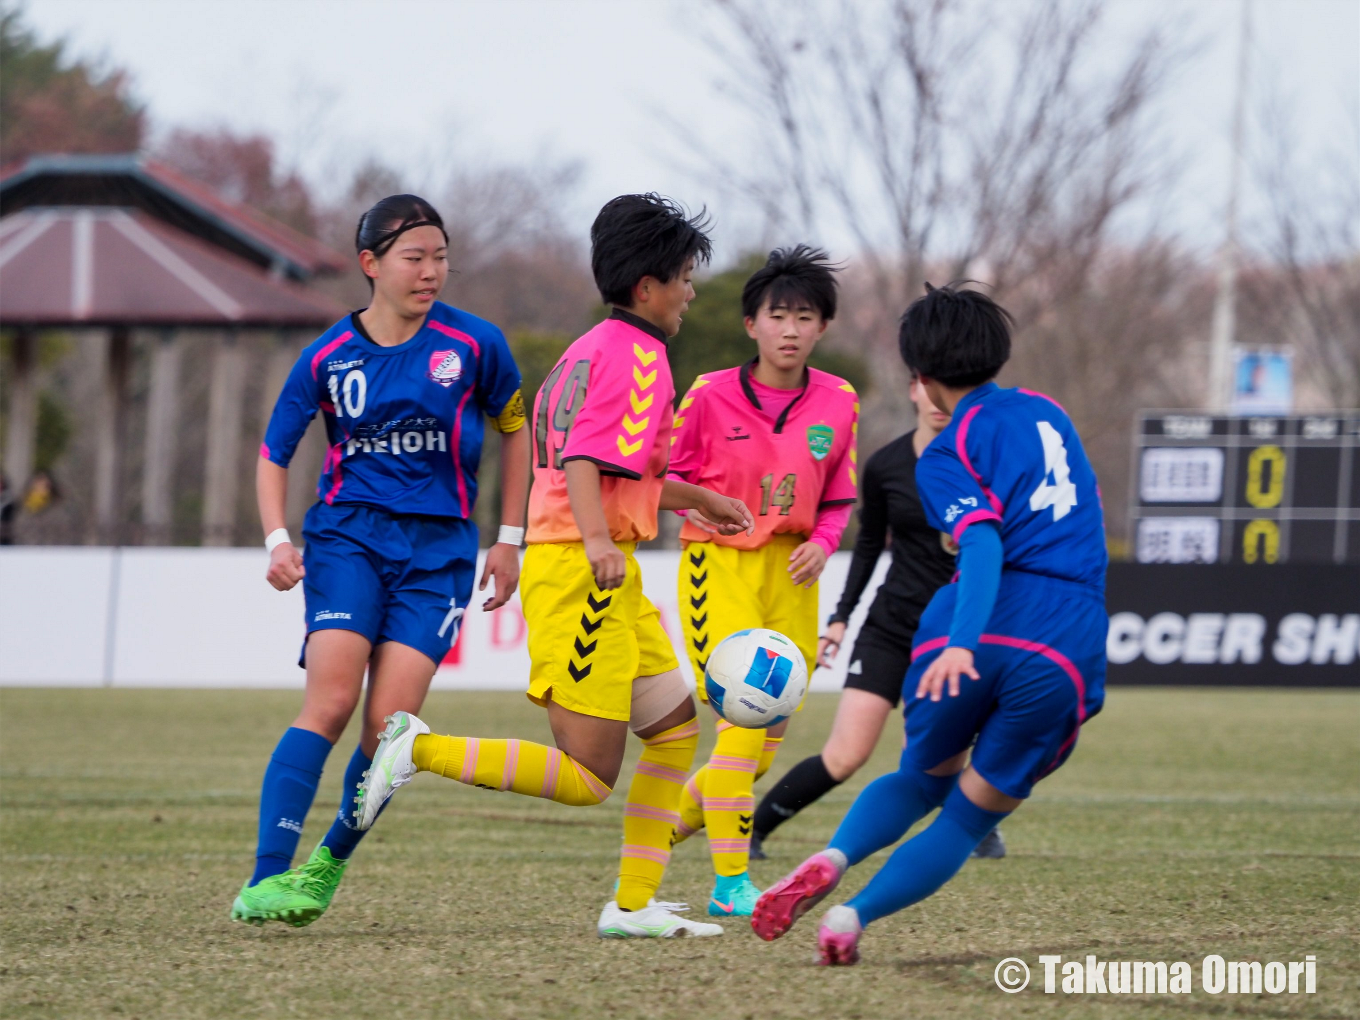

{"left": 753, "top": 754, "right": 842, "bottom": 840}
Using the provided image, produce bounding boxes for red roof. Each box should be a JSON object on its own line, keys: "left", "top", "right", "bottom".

{"left": 0, "top": 207, "right": 346, "bottom": 327}
{"left": 0, "top": 154, "right": 348, "bottom": 281}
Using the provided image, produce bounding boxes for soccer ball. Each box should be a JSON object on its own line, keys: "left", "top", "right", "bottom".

{"left": 703, "top": 628, "right": 808, "bottom": 729}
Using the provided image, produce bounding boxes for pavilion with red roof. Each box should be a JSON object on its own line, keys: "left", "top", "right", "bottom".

{"left": 0, "top": 154, "right": 348, "bottom": 545}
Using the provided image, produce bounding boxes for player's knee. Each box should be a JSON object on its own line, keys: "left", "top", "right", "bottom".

{"left": 629, "top": 669, "right": 692, "bottom": 737}
{"left": 822, "top": 739, "right": 872, "bottom": 781}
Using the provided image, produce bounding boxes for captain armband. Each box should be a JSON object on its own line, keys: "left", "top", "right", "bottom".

{"left": 490, "top": 389, "right": 527, "bottom": 434}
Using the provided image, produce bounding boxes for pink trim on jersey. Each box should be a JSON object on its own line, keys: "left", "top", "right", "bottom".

{"left": 322, "top": 441, "right": 345, "bottom": 504}
{"left": 954, "top": 405, "right": 1004, "bottom": 515}
{"left": 911, "top": 633, "right": 1087, "bottom": 718}
{"left": 319, "top": 400, "right": 335, "bottom": 414}
{"left": 449, "top": 387, "right": 475, "bottom": 518}
{"left": 310, "top": 332, "right": 353, "bottom": 379}
{"left": 259, "top": 442, "right": 270, "bottom": 459}
{"left": 428, "top": 318, "right": 480, "bottom": 357}
{"left": 951, "top": 508, "right": 1002, "bottom": 542}
{"left": 1019, "top": 388, "right": 1066, "bottom": 412}
{"left": 909, "top": 632, "right": 1088, "bottom": 772}
{"left": 911, "top": 636, "right": 950, "bottom": 661}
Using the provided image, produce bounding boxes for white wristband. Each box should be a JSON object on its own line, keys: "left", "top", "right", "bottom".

{"left": 497, "top": 525, "right": 525, "bottom": 547}
{"left": 264, "top": 528, "right": 292, "bottom": 553}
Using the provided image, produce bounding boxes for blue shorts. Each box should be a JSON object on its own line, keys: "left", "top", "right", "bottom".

{"left": 300, "top": 502, "right": 477, "bottom": 667}
{"left": 903, "top": 570, "right": 1107, "bottom": 800}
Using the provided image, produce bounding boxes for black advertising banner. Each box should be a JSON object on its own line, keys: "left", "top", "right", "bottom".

{"left": 1105, "top": 564, "right": 1359, "bottom": 686}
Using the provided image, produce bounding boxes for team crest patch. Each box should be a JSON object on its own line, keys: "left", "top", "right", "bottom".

{"left": 428, "top": 349, "right": 463, "bottom": 387}
{"left": 806, "top": 424, "right": 834, "bottom": 461}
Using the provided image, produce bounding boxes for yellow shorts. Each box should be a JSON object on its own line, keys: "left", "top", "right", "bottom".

{"left": 679, "top": 534, "right": 819, "bottom": 704}
{"left": 523, "top": 541, "right": 679, "bottom": 723}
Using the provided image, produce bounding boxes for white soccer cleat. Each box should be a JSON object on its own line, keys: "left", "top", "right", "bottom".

{"left": 597, "top": 899, "right": 724, "bottom": 938}
{"left": 354, "top": 711, "right": 431, "bottom": 830}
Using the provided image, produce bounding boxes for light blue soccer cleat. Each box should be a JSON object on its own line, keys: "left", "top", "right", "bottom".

{"left": 708, "top": 872, "right": 762, "bottom": 917}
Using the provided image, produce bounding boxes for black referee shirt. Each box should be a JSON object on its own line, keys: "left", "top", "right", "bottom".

{"left": 830, "top": 430, "right": 957, "bottom": 652}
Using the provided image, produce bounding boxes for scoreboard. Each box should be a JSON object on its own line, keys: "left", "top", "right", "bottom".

{"left": 1130, "top": 412, "right": 1360, "bottom": 565}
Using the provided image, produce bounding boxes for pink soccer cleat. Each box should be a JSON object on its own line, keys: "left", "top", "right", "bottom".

{"left": 816, "top": 905, "right": 863, "bottom": 966}
{"left": 750, "top": 850, "right": 845, "bottom": 942}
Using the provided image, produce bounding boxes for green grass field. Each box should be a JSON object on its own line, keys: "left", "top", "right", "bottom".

{"left": 1, "top": 688, "right": 1357, "bottom": 1020}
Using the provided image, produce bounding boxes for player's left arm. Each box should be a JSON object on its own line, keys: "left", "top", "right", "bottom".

{"left": 789, "top": 387, "right": 859, "bottom": 586}
{"left": 477, "top": 328, "right": 527, "bottom": 611}
{"left": 916, "top": 521, "right": 1002, "bottom": 701}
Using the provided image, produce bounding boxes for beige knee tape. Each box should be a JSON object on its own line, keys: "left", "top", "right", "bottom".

{"left": 629, "top": 669, "right": 691, "bottom": 733}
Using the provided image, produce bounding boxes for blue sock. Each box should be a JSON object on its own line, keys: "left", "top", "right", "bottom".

{"left": 845, "top": 785, "right": 1010, "bottom": 926}
{"left": 250, "top": 727, "right": 333, "bottom": 885}
{"left": 828, "top": 754, "right": 958, "bottom": 866}
{"left": 320, "top": 746, "right": 372, "bottom": 861}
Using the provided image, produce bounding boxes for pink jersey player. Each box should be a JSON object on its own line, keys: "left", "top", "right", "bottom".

{"left": 527, "top": 311, "right": 675, "bottom": 544}
{"left": 668, "top": 363, "right": 858, "bottom": 553}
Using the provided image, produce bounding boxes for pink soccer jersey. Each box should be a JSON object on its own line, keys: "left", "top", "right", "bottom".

{"left": 669, "top": 362, "right": 858, "bottom": 550}
{"left": 527, "top": 310, "right": 675, "bottom": 544}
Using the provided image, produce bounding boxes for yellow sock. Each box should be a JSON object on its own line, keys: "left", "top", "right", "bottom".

{"left": 617, "top": 718, "right": 699, "bottom": 911}
{"left": 673, "top": 765, "right": 707, "bottom": 844}
{"left": 702, "top": 723, "right": 765, "bottom": 877}
{"left": 756, "top": 734, "right": 784, "bottom": 781}
{"left": 410, "top": 733, "right": 611, "bottom": 806}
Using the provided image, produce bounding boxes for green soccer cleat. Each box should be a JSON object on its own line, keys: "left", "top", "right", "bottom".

{"left": 292, "top": 843, "right": 349, "bottom": 916}
{"left": 230, "top": 871, "right": 326, "bottom": 928}
{"left": 708, "top": 872, "right": 762, "bottom": 917}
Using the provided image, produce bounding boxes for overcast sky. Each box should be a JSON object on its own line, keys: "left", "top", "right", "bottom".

{"left": 21, "top": 0, "right": 1360, "bottom": 259}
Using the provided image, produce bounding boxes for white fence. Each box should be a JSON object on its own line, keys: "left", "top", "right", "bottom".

{"left": 0, "top": 548, "right": 887, "bottom": 690}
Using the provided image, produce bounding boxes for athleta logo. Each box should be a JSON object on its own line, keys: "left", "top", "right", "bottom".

{"left": 944, "top": 496, "right": 978, "bottom": 523}
{"left": 276, "top": 817, "right": 303, "bottom": 834}
{"left": 314, "top": 611, "right": 352, "bottom": 622}
{"left": 429, "top": 349, "right": 463, "bottom": 387}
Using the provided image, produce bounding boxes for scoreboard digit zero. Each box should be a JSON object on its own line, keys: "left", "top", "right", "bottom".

{"left": 1130, "top": 412, "right": 1360, "bottom": 565}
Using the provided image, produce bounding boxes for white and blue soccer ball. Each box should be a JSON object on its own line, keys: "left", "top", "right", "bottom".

{"left": 703, "top": 628, "right": 808, "bottom": 729}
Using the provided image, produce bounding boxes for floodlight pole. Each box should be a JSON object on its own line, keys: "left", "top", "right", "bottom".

{"left": 1207, "top": 0, "right": 1253, "bottom": 411}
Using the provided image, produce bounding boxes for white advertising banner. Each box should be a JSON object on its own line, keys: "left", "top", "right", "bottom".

{"left": 0, "top": 547, "right": 886, "bottom": 691}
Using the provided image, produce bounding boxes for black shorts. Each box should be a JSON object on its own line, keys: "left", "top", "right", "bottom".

{"left": 842, "top": 624, "right": 917, "bottom": 708}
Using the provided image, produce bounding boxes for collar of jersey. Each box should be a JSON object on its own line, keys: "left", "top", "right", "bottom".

{"left": 951, "top": 380, "right": 1000, "bottom": 417}
{"left": 738, "top": 357, "right": 810, "bottom": 434}
{"left": 607, "top": 306, "right": 669, "bottom": 345}
{"left": 346, "top": 309, "right": 435, "bottom": 356}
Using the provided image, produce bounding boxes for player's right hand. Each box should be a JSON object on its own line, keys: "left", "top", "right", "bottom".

{"left": 266, "top": 543, "right": 305, "bottom": 591}
{"left": 916, "top": 646, "right": 980, "bottom": 701}
{"left": 699, "top": 491, "right": 755, "bottom": 536}
{"left": 816, "top": 621, "right": 847, "bottom": 668}
{"left": 583, "top": 534, "right": 627, "bottom": 590}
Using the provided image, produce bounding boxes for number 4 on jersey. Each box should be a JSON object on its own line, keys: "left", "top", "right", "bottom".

{"left": 1029, "top": 421, "right": 1078, "bottom": 521}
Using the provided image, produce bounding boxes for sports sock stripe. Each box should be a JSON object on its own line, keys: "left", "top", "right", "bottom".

{"left": 621, "top": 843, "right": 672, "bottom": 866}
{"left": 708, "top": 754, "right": 759, "bottom": 773}
{"left": 635, "top": 761, "right": 688, "bottom": 783}
{"left": 541, "top": 747, "right": 562, "bottom": 799}
{"left": 459, "top": 737, "right": 480, "bottom": 785}
{"left": 623, "top": 803, "right": 680, "bottom": 824}
{"left": 702, "top": 797, "right": 753, "bottom": 811}
{"left": 643, "top": 719, "right": 700, "bottom": 744}
{"left": 499, "top": 739, "right": 520, "bottom": 791}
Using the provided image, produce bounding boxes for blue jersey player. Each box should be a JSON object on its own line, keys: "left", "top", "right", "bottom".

{"left": 230, "top": 194, "right": 528, "bottom": 927}
{"left": 752, "top": 284, "right": 1108, "bottom": 964}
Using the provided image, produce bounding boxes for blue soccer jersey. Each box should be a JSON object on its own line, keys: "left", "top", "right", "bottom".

{"left": 262, "top": 302, "right": 522, "bottom": 519}
{"left": 915, "top": 382, "right": 1107, "bottom": 589}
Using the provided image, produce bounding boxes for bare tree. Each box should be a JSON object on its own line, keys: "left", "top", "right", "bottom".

{"left": 687, "top": 0, "right": 1192, "bottom": 546}
{"left": 1247, "top": 82, "right": 1360, "bottom": 408}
